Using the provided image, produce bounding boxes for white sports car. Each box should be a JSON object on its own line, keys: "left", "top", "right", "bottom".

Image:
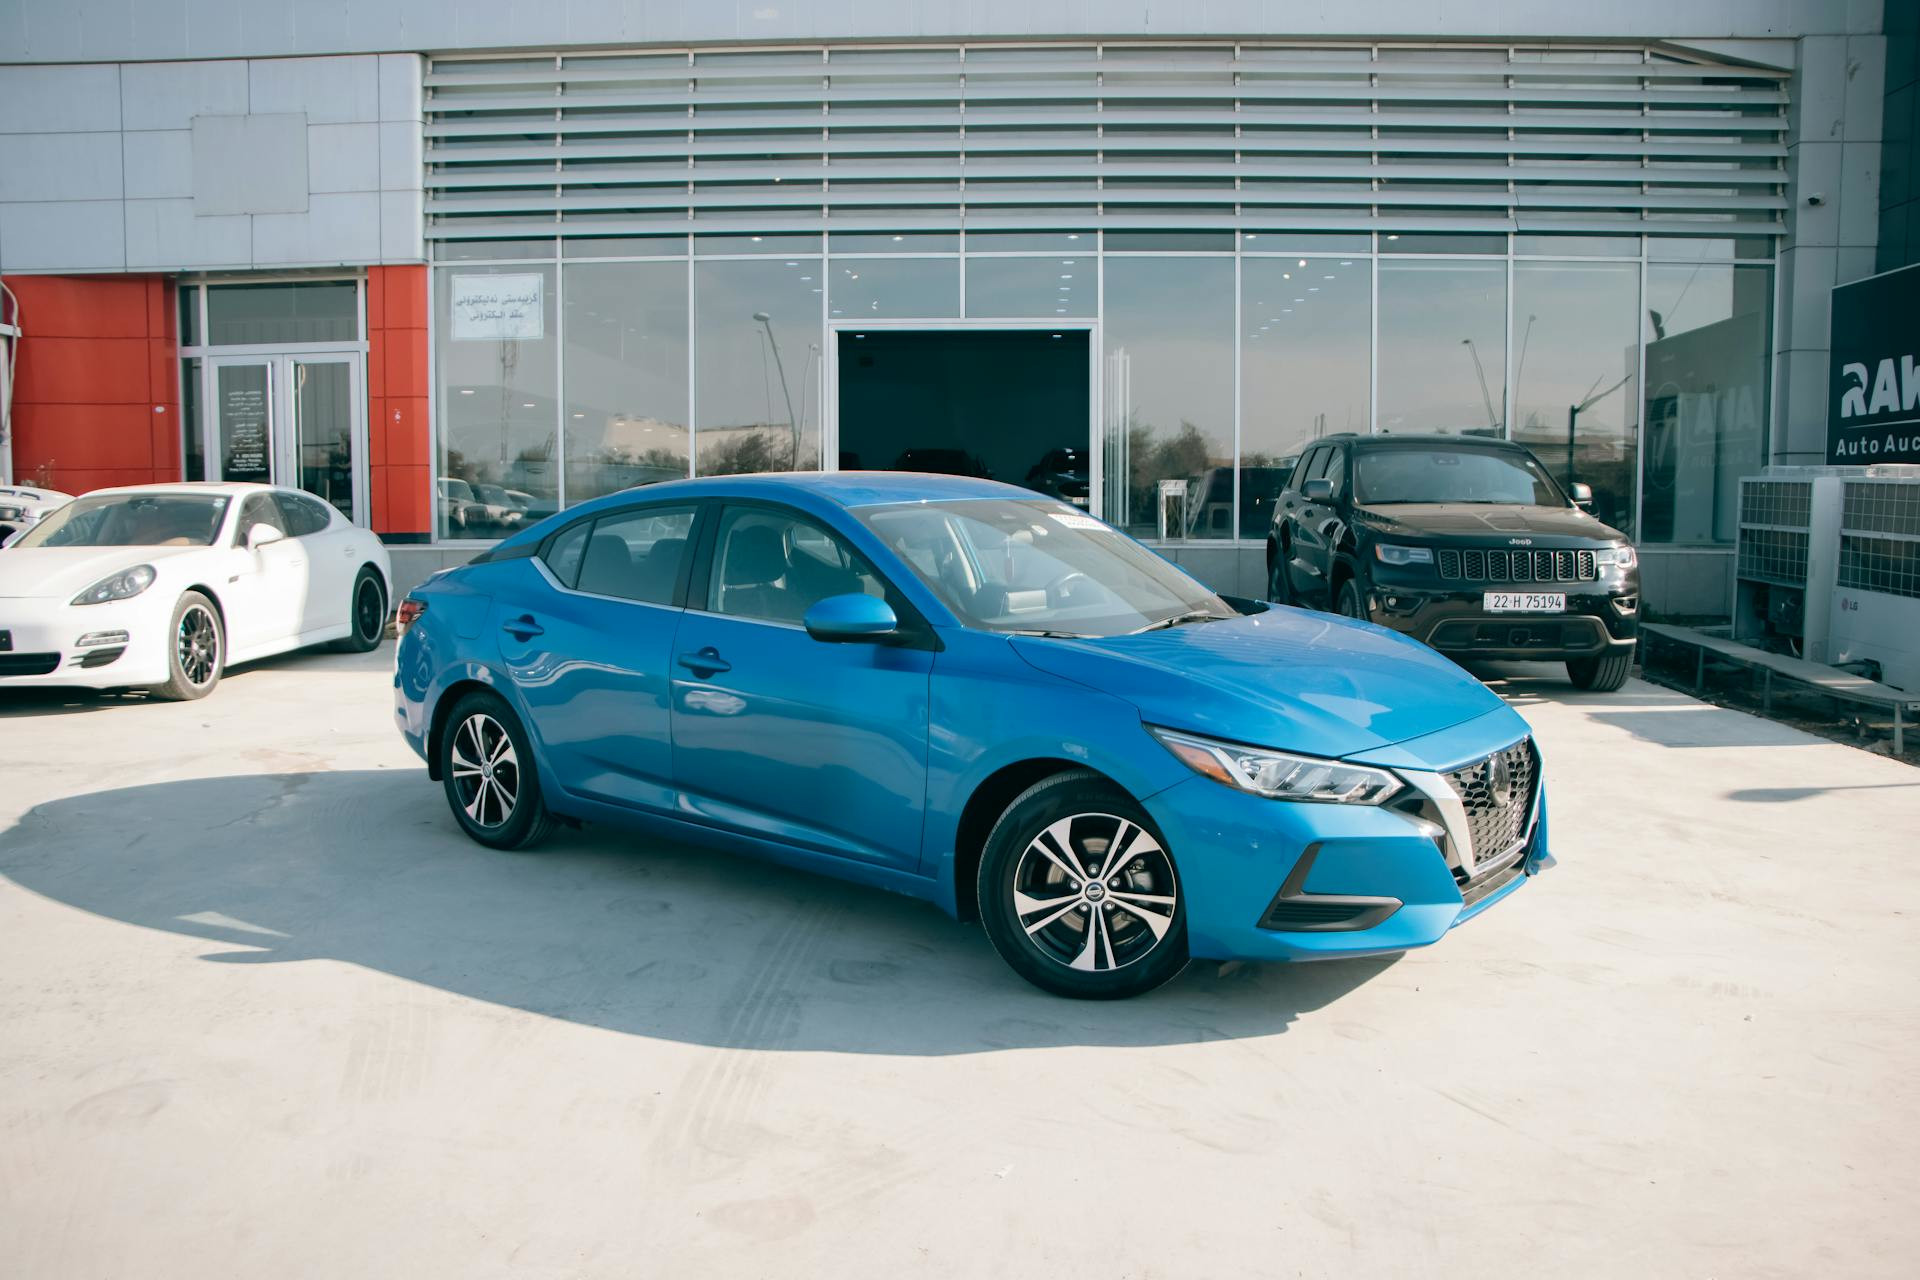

{"left": 0, "top": 482, "right": 392, "bottom": 699}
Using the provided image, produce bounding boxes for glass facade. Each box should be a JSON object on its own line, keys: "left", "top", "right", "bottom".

{"left": 431, "top": 234, "right": 1774, "bottom": 546}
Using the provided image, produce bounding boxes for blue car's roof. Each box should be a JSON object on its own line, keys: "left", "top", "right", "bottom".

{"left": 487, "top": 470, "right": 1046, "bottom": 555}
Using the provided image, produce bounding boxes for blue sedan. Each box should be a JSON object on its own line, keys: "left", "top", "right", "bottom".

{"left": 394, "top": 472, "right": 1549, "bottom": 999}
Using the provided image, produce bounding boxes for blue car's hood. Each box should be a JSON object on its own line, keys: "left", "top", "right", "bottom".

{"left": 1011, "top": 608, "right": 1509, "bottom": 759}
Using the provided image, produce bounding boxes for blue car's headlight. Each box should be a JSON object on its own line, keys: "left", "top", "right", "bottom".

{"left": 71, "top": 564, "right": 156, "bottom": 606}
{"left": 1150, "top": 727, "right": 1403, "bottom": 805}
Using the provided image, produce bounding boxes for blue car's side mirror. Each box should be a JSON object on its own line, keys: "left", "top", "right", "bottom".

{"left": 804, "top": 593, "right": 898, "bottom": 643}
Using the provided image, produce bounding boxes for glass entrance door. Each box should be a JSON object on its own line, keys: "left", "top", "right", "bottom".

{"left": 203, "top": 353, "right": 365, "bottom": 524}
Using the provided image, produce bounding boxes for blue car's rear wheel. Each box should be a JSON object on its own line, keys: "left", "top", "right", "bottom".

{"left": 439, "top": 691, "right": 555, "bottom": 850}
{"left": 978, "top": 771, "right": 1188, "bottom": 999}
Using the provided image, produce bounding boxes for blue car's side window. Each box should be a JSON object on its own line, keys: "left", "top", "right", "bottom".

{"left": 574, "top": 507, "right": 697, "bottom": 605}
{"left": 542, "top": 521, "right": 591, "bottom": 588}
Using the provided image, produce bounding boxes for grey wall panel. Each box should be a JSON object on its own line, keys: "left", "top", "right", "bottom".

{"left": 121, "top": 130, "right": 195, "bottom": 200}
{"left": 0, "top": 64, "right": 121, "bottom": 132}
{"left": 124, "top": 196, "right": 250, "bottom": 269}
{"left": 0, "top": 132, "right": 123, "bottom": 202}
{"left": 0, "top": 200, "right": 125, "bottom": 269}
{"left": 0, "top": 0, "right": 1880, "bottom": 63}
{"left": 191, "top": 113, "right": 308, "bottom": 215}
{"left": 119, "top": 60, "right": 248, "bottom": 131}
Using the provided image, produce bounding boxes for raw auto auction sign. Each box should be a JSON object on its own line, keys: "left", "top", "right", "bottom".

{"left": 1828, "top": 262, "right": 1920, "bottom": 464}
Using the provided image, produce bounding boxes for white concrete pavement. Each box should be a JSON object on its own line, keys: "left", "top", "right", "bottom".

{"left": 1, "top": 649, "right": 1916, "bottom": 1278}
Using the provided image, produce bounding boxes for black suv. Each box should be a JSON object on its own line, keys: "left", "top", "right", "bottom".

{"left": 1266, "top": 434, "right": 1640, "bottom": 691}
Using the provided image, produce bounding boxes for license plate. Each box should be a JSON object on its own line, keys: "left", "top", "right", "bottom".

{"left": 1484, "top": 592, "right": 1565, "bottom": 613}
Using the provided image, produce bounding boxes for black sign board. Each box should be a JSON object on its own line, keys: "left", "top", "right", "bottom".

{"left": 1828, "top": 261, "right": 1920, "bottom": 464}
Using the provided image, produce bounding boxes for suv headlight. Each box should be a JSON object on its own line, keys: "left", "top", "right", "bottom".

{"left": 1374, "top": 544, "right": 1433, "bottom": 566}
{"left": 1595, "top": 544, "right": 1637, "bottom": 569}
{"left": 1150, "top": 727, "right": 1403, "bottom": 805}
{"left": 71, "top": 564, "right": 156, "bottom": 606}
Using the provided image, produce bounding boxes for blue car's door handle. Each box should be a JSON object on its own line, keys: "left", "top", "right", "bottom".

{"left": 501, "top": 615, "right": 544, "bottom": 640}
{"left": 677, "top": 647, "right": 731, "bottom": 677}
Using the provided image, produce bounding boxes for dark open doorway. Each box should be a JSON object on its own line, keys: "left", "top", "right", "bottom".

{"left": 835, "top": 329, "right": 1091, "bottom": 506}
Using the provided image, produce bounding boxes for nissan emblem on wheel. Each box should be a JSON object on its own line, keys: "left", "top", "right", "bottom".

{"left": 1265, "top": 434, "right": 1641, "bottom": 692}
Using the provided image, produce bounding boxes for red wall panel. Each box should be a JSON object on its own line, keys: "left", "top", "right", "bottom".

{"left": 366, "top": 264, "right": 430, "bottom": 535}
{"left": 3, "top": 274, "right": 180, "bottom": 492}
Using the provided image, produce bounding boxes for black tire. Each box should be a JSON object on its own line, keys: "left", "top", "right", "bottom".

{"left": 1336, "top": 577, "right": 1367, "bottom": 619}
{"left": 438, "top": 690, "right": 556, "bottom": 850}
{"left": 334, "top": 568, "right": 386, "bottom": 653}
{"left": 1567, "top": 649, "right": 1633, "bottom": 692}
{"left": 149, "top": 591, "right": 224, "bottom": 701}
{"left": 977, "top": 770, "right": 1188, "bottom": 1000}
{"left": 1267, "top": 542, "right": 1293, "bottom": 605}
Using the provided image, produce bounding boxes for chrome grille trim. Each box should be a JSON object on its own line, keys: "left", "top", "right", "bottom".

{"left": 1399, "top": 737, "right": 1542, "bottom": 879}
{"left": 1436, "top": 547, "right": 1599, "bottom": 583}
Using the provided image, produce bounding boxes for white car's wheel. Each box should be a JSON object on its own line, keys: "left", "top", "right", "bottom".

{"left": 149, "top": 591, "right": 224, "bottom": 701}
{"left": 333, "top": 568, "right": 386, "bottom": 653}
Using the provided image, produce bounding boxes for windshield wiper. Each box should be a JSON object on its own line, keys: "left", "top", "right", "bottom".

{"left": 1130, "top": 609, "right": 1227, "bottom": 634}
{"left": 1001, "top": 627, "right": 1091, "bottom": 639}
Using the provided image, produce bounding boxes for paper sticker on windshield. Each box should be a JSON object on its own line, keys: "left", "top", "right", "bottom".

{"left": 1050, "top": 512, "right": 1105, "bottom": 531}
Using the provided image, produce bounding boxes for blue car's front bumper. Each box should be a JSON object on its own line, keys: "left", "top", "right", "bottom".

{"left": 1143, "top": 772, "right": 1550, "bottom": 964}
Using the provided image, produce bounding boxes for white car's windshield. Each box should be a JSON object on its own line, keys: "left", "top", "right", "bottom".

{"left": 860, "top": 498, "right": 1232, "bottom": 638}
{"left": 1355, "top": 446, "right": 1565, "bottom": 506}
{"left": 16, "top": 493, "right": 230, "bottom": 548}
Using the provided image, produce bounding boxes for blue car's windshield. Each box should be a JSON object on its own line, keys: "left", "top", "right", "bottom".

{"left": 859, "top": 499, "right": 1231, "bottom": 638}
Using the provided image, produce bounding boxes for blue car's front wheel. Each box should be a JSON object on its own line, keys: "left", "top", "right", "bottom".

{"left": 978, "top": 771, "right": 1188, "bottom": 1000}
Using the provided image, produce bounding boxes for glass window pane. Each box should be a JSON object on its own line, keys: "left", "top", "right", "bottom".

{"left": 435, "top": 239, "right": 557, "bottom": 261}
{"left": 694, "top": 258, "right": 823, "bottom": 475}
{"left": 180, "top": 358, "right": 203, "bottom": 482}
{"left": 707, "top": 505, "right": 883, "bottom": 623}
{"left": 1242, "top": 256, "right": 1370, "bottom": 538}
{"left": 216, "top": 363, "right": 272, "bottom": 485}
{"left": 694, "top": 233, "right": 822, "bottom": 256}
{"left": 1379, "top": 232, "right": 1506, "bottom": 255}
{"left": 206, "top": 281, "right": 359, "bottom": 346}
{"left": 563, "top": 261, "right": 690, "bottom": 504}
{"left": 1512, "top": 261, "right": 1641, "bottom": 536}
{"left": 1377, "top": 259, "right": 1507, "bottom": 438}
{"left": 828, "top": 257, "right": 959, "bottom": 319}
{"left": 1513, "top": 234, "right": 1639, "bottom": 257}
{"left": 1105, "top": 231, "right": 1235, "bottom": 252}
{"left": 294, "top": 360, "right": 357, "bottom": 518}
{"left": 435, "top": 264, "right": 560, "bottom": 537}
{"left": 576, "top": 506, "right": 696, "bottom": 603}
{"left": 1102, "top": 256, "right": 1235, "bottom": 540}
{"left": 965, "top": 256, "right": 1096, "bottom": 318}
{"left": 563, "top": 236, "right": 689, "bottom": 258}
{"left": 177, "top": 285, "right": 200, "bottom": 346}
{"left": 1240, "top": 232, "right": 1371, "bottom": 253}
{"left": 1642, "top": 263, "right": 1772, "bottom": 544}
{"left": 542, "top": 520, "right": 591, "bottom": 588}
{"left": 829, "top": 232, "right": 958, "bottom": 253}
{"left": 965, "top": 232, "right": 1091, "bottom": 252}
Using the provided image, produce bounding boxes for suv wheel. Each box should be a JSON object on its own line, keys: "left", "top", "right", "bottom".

{"left": 1336, "top": 578, "right": 1366, "bottom": 619}
{"left": 1267, "top": 545, "right": 1293, "bottom": 604}
{"left": 1567, "top": 649, "right": 1633, "bottom": 692}
{"left": 977, "top": 771, "right": 1188, "bottom": 1000}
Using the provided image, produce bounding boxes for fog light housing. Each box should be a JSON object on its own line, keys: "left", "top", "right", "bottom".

{"left": 76, "top": 630, "right": 131, "bottom": 648}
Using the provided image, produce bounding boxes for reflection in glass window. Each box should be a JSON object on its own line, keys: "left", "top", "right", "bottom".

{"left": 206, "top": 281, "right": 358, "bottom": 346}
{"left": 965, "top": 257, "right": 1097, "bottom": 318}
{"left": 1377, "top": 260, "right": 1506, "bottom": 438}
{"left": 562, "top": 261, "right": 689, "bottom": 504}
{"left": 694, "top": 259, "right": 823, "bottom": 475}
{"left": 435, "top": 264, "right": 560, "bottom": 537}
{"left": 1512, "top": 261, "right": 1640, "bottom": 536}
{"left": 828, "top": 257, "right": 958, "bottom": 319}
{"left": 1642, "top": 264, "right": 1772, "bottom": 544}
{"left": 1102, "top": 256, "right": 1235, "bottom": 539}
{"left": 1242, "top": 257, "right": 1370, "bottom": 538}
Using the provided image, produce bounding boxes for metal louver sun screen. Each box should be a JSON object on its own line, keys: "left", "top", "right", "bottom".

{"left": 423, "top": 42, "right": 1788, "bottom": 241}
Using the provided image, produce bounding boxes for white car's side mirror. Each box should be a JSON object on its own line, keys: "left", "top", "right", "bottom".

{"left": 246, "top": 523, "right": 286, "bottom": 551}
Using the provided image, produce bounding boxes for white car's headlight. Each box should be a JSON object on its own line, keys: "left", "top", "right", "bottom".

{"left": 71, "top": 564, "right": 156, "bottom": 606}
{"left": 1150, "top": 726, "right": 1403, "bottom": 805}
{"left": 1595, "top": 544, "right": 1637, "bottom": 569}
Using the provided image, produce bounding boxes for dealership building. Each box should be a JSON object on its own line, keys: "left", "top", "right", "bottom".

{"left": 0, "top": 1, "right": 1904, "bottom": 614}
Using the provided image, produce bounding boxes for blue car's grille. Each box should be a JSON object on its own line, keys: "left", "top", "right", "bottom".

{"left": 1444, "top": 737, "right": 1538, "bottom": 871}
{"left": 1437, "top": 548, "right": 1597, "bottom": 583}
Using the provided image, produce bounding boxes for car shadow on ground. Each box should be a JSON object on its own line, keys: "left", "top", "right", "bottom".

{"left": 0, "top": 645, "right": 390, "bottom": 718}
{"left": 0, "top": 769, "right": 1393, "bottom": 1054}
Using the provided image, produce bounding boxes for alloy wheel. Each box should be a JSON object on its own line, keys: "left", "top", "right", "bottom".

{"left": 1011, "top": 813, "right": 1179, "bottom": 973}
{"left": 450, "top": 713, "right": 519, "bottom": 828}
{"left": 176, "top": 605, "right": 219, "bottom": 687}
